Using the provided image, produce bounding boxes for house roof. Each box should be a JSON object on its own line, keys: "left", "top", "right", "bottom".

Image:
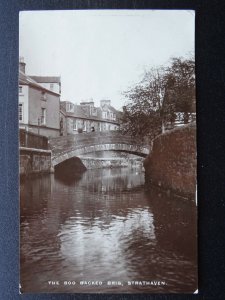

{"left": 60, "top": 101, "right": 121, "bottom": 124}
{"left": 66, "top": 105, "right": 89, "bottom": 119}
{"left": 108, "top": 105, "right": 118, "bottom": 114}
{"left": 29, "top": 76, "right": 61, "bottom": 83}
{"left": 100, "top": 104, "right": 119, "bottom": 114}
{"left": 60, "top": 106, "right": 67, "bottom": 116}
{"left": 75, "top": 105, "right": 90, "bottom": 118}
{"left": 19, "top": 70, "right": 60, "bottom": 96}
{"left": 66, "top": 106, "right": 119, "bottom": 124}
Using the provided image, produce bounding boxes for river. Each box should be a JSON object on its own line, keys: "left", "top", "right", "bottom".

{"left": 20, "top": 167, "right": 197, "bottom": 293}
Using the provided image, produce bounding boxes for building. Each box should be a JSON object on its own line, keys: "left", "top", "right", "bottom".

{"left": 59, "top": 105, "right": 67, "bottom": 136}
{"left": 29, "top": 76, "right": 61, "bottom": 94}
{"left": 173, "top": 112, "right": 196, "bottom": 127}
{"left": 60, "top": 99, "right": 121, "bottom": 135}
{"left": 19, "top": 58, "right": 61, "bottom": 138}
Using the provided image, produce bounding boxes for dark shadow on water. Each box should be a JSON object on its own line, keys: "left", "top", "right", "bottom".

{"left": 54, "top": 157, "right": 86, "bottom": 185}
{"left": 144, "top": 187, "right": 197, "bottom": 261}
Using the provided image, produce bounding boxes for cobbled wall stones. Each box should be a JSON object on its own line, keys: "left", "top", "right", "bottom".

{"left": 20, "top": 148, "right": 52, "bottom": 176}
{"left": 144, "top": 123, "right": 196, "bottom": 199}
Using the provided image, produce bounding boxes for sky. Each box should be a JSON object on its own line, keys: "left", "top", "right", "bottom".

{"left": 19, "top": 10, "right": 195, "bottom": 110}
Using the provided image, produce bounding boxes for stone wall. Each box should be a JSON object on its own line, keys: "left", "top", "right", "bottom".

{"left": 49, "top": 131, "right": 149, "bottom": 167}
{"left": 81, "top": 157, "right": 143, "bottom": 169}
{"left": 20, "top": 147, "right": 52, "bottom": 176}
{"left": 144, "top": 123, "right": 196, "bottom": 198}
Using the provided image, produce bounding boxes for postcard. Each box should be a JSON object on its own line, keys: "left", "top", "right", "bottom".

{"left": 19, "top": 9, "right": 197, "bottom": 293}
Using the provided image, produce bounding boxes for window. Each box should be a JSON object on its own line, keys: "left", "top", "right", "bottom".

{"left": 41, "top": 92, "right": 47, "bottom": 101}
{"left": 41, "top": 108, "right": 46, "bottom": 125}
{"left": 91, "top": 107, "right": 97, "bottom": 116}
{"left": 73, "top": 119, "right": 77, "bottom": 131}
{"left": 19, "top": 86, "right": 23, "bottom": 94}
{"left": 50, "top": 83, "right": 54, "bottom": 91}
{"left": 19, "top": 103, "right": 23, "bottom": 122}
{"left": 67, "top": 103, "right": 74, "bottom": 112}
{"left": 82, "top": 120, "right": 86, "bottom": 131}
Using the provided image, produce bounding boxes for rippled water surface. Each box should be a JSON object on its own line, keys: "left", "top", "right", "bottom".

{"left": 20, "top": 168, "right": 197, "bottom": 293}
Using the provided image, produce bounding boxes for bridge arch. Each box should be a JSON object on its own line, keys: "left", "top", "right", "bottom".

{"left": 49, "top": 131, "right": 150, "bottom": 167}
{"left": 52, "top": 143, "right": 149, "bottom": 167}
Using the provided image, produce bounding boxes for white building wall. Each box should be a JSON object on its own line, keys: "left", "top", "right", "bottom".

{"left": 38, "top": 82, "right": 60, "bottom": 94}
{"left": 19, "top": 85, "right": 29, "bottom": 124}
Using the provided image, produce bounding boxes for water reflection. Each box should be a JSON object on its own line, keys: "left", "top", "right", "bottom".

{"left": 20, "top": 168, "right": 197, "bottom": 293}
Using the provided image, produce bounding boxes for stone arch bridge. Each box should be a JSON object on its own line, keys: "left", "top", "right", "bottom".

{"left": 49, "top": 131, "right": 149, "bottom": 167}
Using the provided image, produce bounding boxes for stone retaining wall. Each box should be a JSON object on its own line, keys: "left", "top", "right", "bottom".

{"left": 144, "top": 123, "right": 196, "bottom": 199}
{"left": 20, "top": 147, "right": 52, "bottom": 176}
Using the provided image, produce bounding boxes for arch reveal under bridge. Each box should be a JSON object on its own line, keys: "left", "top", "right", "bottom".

{"left": 49, "top": 131, "right": 149, "bottom": 167}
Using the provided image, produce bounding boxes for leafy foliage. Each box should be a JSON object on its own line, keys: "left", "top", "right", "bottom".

{"left": 163, "top": 57, "right": 195, "bottom": 123}
{"left": 121, "top": 56, "right": 195, "bottom": 142}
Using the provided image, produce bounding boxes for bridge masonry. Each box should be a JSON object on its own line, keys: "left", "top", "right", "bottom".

{"left": 49, "top": 131, "right": 149, "bottom": 168}
{"left": 79, "top": 157, "right": 144, "bottom": 169}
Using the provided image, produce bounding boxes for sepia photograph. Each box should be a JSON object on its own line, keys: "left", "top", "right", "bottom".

{"left": 19, "top": 9, "right": 197, "bottom": 293}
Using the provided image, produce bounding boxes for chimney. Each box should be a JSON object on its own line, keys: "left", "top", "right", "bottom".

{"left": 100, "top": 99, "right": 111, "bottom": 107}
{"left": 80, "top": 101, "right": 94, "bottom": 107}
{"left": 19, "top": 56, "right": 26, "bottom": 73}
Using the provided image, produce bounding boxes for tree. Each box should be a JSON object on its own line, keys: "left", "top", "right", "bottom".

{"left": 121, "top": 56, "right": 195, "bottom": 142}
{"left": 163, "top": 57, "right": 195, "bottom": 124}
{"left": 121, "top": 67, "right": 165, "bottom": 142}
